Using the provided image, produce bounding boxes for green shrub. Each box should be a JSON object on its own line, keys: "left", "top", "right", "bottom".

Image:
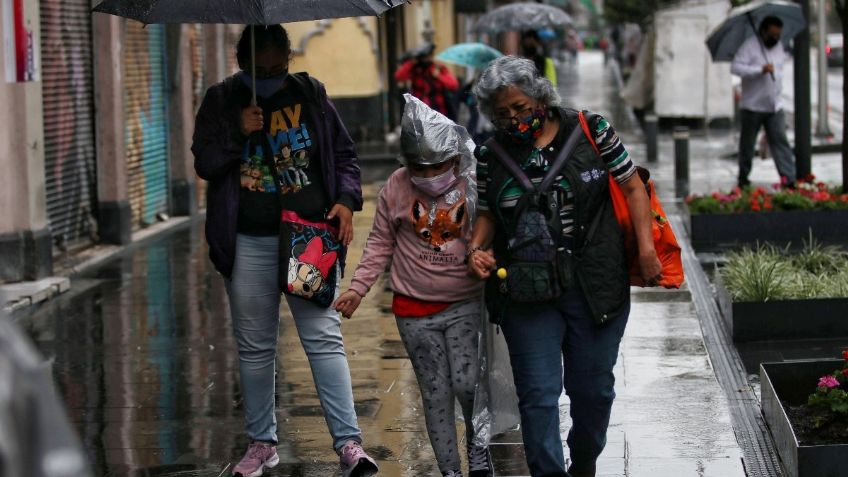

{"left": 721, "top": 239, "right": 848, "bottom": 302}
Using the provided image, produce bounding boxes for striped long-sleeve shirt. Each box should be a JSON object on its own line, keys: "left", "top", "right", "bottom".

{"left": 476, "top": 115, "right": 636, "bottom": 238}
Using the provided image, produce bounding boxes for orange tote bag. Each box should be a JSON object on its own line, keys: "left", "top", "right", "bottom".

{"left": 577, "top": 112, "right": 684, "bottom": 288}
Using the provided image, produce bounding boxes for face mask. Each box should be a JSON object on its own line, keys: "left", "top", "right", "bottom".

{"left": 240, "top": 70, "right": 288, "bottom": 99}
{"left": 410, "top": 167, "right": 458, "bottom": 197}
{"left": 505, "top": 108, "right": 546, "bottom": 144}
{"left": 764, "top": 36, "right": 779, "bottom": 48}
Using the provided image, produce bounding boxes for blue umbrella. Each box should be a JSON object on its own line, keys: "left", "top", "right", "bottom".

{"left": 706, "top": 0, "right": 806, "bottom": 62}
{"left": 436, "top": 43, "right": 504, "bottom": 70}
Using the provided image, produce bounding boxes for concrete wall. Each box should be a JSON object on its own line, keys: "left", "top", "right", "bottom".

{"left": 288, "top": 18, "right": 383, "bottom": 97}
{"left": 0, "top": 0, "right": 51, "bottom": 281}
{"left": 286, "top": 18, "right": 386, "bottom": 141}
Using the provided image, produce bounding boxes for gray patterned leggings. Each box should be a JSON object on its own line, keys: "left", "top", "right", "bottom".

{"left": 395, "top": 299, "right": 482, "bottom": 474}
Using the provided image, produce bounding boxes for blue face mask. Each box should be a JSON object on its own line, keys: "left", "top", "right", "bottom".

{"left": 240, "top": 70, "right": 288, "bottom": 99}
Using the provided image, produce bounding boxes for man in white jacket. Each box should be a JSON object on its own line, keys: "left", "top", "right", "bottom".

{"left": 731, "top": 15, "right": 796, "bottom": 189}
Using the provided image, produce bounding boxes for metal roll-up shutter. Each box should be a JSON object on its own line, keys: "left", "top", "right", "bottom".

{"left": 124, "top": 21, "right": 170, "bottom": 229}
{"left": 40, "top": 0, "right": 98, "bottom": 252}
{"left": 190, "top": 24, "right": 208, "bottom": 210}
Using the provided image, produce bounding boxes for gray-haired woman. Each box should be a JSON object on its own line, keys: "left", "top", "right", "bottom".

{"left": 465, "top": 56, "right": 661, "bottom": 477}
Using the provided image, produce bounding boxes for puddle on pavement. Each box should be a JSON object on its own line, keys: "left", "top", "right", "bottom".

{"left": 19, "top": 223, "right": 462, "bottom": 476}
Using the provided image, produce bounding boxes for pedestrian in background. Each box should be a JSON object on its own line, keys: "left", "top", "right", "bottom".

{"left": 395, "top": 43, "right": 460, "bottom": 119}
{"left": 335, "top": 94, "right": 492, "bottom": 477}
{"left": 466, "top": 56, "right": 660, "bottom": 477}
{"left": 458, "top": 74, "right": 495, "bottom": 145}
{"left": 192, "top": 24, "right": 378, "bottom": 477}
{"left": 731, "top": 15, "right": 796, "bottom": 189}
{"left": 521, "top": 31, "right": 557, "bottom": 87}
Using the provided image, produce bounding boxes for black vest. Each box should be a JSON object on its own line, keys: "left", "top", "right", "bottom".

{"left": 484, "top": 108, "right": 629, "bottom": 325}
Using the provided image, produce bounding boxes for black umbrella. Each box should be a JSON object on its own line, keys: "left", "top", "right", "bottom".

{"left": 93, "top": 0, "right": 407, "bottom": 103}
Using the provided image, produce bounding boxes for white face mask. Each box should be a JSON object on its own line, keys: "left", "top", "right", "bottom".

{"left": 410, "top": 168, "right": 458, "bottom": 197}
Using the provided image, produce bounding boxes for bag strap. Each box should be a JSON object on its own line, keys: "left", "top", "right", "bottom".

{"left": 483, "top": 125, "right": 583, "bottom": 194}
{"left": 577, "top": 110, "right": 600, "bottom": 156}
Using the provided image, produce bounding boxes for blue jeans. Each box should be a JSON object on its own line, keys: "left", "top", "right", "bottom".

{"left": 500, "top": 288, "right": 629, "bottom": 477}
{"left": 225, "top": 234, "right": 361, "bottom": 451}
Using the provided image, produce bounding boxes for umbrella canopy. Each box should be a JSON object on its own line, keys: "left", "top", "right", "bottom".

{"left": 473, "top": 2, "right": 572, "bottom": 34}
{"left": 93, "top": 0, "right": 406, "bottom": 104}
{"left": 706, "top": 0, "right": 806, "bottom": 62}
{"left": 436, "top": 43, "right": 503, "bottom": 70}
{"left": 93, "top": 0, "right": 406, "bottom": 24}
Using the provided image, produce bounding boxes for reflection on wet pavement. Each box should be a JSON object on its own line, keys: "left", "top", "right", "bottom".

{"left": 20, "top": 54, "right": 747, "bottom": 477}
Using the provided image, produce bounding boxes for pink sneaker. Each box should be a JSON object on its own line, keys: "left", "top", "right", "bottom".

{"left": 232, "top": 441, "right": 279, "bottom": 477}
{"left": 339, "top": 440, "right": 379, "bottom": 477}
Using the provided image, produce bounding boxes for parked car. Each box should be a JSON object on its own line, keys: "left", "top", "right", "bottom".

{"left": 826, "top": 33, "right": 843, "bottom": 67}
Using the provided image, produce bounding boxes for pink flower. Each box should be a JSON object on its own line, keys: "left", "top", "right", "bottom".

{"left": 818, "top": 375, "right": 840, "bottom": 388}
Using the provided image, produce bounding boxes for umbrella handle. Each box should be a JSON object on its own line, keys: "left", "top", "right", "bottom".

{"left": 251, "top": 25, "right": 257, "bottom": 106}
{"left": 746, "top": 13, "right": 776, "bottom": 82}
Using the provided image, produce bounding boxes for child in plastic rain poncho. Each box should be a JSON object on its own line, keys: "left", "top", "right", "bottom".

{"left": 334, "top": 94, "right": 493, "bottom": 477}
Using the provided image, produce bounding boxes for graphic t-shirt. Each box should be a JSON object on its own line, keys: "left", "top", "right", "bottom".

{"left": 347, "top": 168, "right": 483, "bottom": 303}
{"left": 237, "top": 84, "right": 328, "bottom": 235}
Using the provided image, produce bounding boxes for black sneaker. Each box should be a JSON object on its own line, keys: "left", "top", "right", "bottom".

{"left": 467, "top": 444, "right": 493, "bottom": 477}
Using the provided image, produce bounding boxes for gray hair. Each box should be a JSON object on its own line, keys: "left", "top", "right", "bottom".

{"left": 473, "top": 55, "right": 561, "bottom": 119}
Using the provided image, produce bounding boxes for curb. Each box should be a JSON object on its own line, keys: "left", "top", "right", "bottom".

{"left": 3, "top": 214, "right": 202, "bottom": 315}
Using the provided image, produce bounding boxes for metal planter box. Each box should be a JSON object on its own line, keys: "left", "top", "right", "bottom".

{"left": 760, "top": 360, "right": 848, "bottom": 477}
{"left": 714, "top": 276, "right": 848, "bottom": 342}
{"left": 686, "top": 209, "right": 848, "bottom": 252}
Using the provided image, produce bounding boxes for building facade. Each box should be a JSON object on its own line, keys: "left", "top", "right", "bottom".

{"left": 0, "top": 0, "right": 491, "bottom": 283}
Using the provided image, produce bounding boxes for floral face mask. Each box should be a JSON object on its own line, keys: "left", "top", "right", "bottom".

{"left": 504, "top": 108, "right": 546, "bottom": 144}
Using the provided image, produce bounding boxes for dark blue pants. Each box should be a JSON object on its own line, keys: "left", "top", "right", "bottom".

{"left": 500, "top": 289, "right": 629, "bottom": 477}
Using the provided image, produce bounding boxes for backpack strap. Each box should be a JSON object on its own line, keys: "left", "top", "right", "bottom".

{"left": 483, "top": 138, "right": 535, "bottom": 191}
{"left": 538, "top": 126, "right": 583, "bottom": 193}
{"left": 483, "top": 125, "right": 583, "bottom": 194}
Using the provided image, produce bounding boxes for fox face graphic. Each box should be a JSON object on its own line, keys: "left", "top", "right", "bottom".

{"left": 287, "top": 237, "right": 337, "bottom": 299}
{"left": 411, "top": 200, "right": 466, "bottom": 252}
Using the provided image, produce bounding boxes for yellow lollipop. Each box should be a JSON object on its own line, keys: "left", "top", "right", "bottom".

{"left": 496, "top": 268, "right": 508, "bottom": 280}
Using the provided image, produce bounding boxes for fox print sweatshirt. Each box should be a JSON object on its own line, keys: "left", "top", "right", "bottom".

{"left": 348, "top": 167, "right": 483, "bottom": 303}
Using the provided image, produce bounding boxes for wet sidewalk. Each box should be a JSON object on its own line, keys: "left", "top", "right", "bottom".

{"left": 12, "top": 51, "right": 753, "bottom": 477}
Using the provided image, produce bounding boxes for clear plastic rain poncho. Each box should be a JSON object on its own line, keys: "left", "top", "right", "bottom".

{"left": 400, "top": 93, "right": 520, "bottom": 446}
{"left": 400, "top": 93, "right": 478, "bottom": 221}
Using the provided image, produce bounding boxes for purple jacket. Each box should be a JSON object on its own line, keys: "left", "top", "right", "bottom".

{"left": 192, "top": 73, "right": 363, "bottom": 278}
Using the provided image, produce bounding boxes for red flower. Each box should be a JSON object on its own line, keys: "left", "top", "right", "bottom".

{"left": 842, "top": 349, "right": 848, "bottom": 360}
{"left": 751, "top": 203, "right": 761, "bottom": 212}
{"left": 842, "top": 368, "right": 848, "bottom": 377}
